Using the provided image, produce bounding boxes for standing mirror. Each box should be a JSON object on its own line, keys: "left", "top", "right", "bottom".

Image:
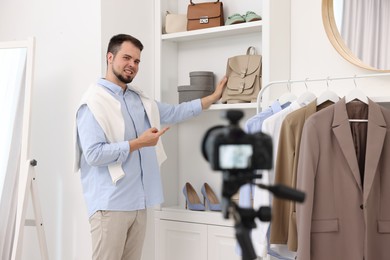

{"left": 0, "top": 38, "right": 46, "bottom": 260}
{"left": 322, "top": 0, "right": 390, "bottom": 71}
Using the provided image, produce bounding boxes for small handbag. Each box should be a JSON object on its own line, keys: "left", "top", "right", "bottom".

{"left": 187, "top": 0, "right": 224, "bottom": 31}
{"left": 221, "top": 46, "right": 262, "bottom": 104}
{"left": 165, "top": 11, "right": 187, "bottom": 34}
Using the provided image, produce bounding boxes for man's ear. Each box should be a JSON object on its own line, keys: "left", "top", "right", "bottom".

{"left": 107, "top": 52, "right": 114, "bottom": 64}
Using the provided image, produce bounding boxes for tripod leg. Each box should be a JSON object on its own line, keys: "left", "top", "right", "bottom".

{"left": 235, "top": 223, "right": 257, "bottom": 260}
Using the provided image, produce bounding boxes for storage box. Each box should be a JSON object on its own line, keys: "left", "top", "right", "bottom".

{"left": 189, "top": 71, "right": 215, "bottom": 87}
{"left": 178, "top": 85, "right": 213, "bottom": 103}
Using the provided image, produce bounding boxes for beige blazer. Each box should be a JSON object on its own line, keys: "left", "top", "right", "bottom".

{"left": 296, "top": 98, "right": 390, "bottom": 260}
{"left": 270, "top": 100, "right": 333, "bottom": 251}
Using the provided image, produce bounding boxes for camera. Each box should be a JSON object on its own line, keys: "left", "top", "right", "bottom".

{"left": 201, "top": 109, "right": 305, "bottom": 260}
{"left": 202, "top": 110, "right": 273, "bottom": 172}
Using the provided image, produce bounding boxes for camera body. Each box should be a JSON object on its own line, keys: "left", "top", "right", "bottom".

{"left": 202, "top": 110, "right": 273, "bottom": 172}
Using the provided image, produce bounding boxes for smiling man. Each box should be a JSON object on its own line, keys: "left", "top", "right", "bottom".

{"left": 75, "top": 34, "right": 227, "bottom": 260}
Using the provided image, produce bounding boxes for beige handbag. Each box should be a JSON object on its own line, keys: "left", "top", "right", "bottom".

{"left": 221, "top": 46, "right": 262, "bottom": 104}
{"left": 165, "top": 11, "right": 187, "bottom": 34}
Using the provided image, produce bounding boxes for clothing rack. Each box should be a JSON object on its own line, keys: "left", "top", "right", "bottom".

{"left": 257, "top": 72, "right": 390, "bottom": 113}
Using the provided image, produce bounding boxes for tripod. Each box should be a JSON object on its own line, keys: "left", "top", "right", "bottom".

{"left": 220, "top": 171, "right": 305, "bottom": 260}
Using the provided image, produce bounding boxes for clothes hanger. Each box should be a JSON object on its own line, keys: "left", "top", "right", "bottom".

{"left": 316, "top": 78, "right": 340, "bottom": 106}
{"left": 345, "top": 76, "right": 368, "bottom": 104}
{"left": 278, "top": 80, "right": 297, "bottom": 106}
{"left": 296, "top": 79, "right": 316, "bottom": 106}
{"left": 345, "top": 76, "right": 368, "bottom": 122}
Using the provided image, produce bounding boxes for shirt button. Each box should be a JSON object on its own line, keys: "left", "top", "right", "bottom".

{"left": 360, "top": 204, "right": 364, "bottom": 209}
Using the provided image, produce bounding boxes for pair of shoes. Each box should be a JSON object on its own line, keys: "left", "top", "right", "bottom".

{"left": 183, "top": 182, "right": 221, "bottom": 211}
{"left": 225, "top": 11, "right": 262, "bottom": 25}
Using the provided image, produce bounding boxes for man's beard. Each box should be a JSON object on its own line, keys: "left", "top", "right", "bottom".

{"left": 114, "top": 69, "right": 133, "bottom": 84}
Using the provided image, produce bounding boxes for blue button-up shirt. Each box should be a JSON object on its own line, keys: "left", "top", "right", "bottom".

{"left": 77, "top": 79, "right": 202, "bottom": 217}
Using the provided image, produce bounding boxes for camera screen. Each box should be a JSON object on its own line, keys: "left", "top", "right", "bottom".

{"left": 219, "top": 144, "right": 253, "bottom": 169}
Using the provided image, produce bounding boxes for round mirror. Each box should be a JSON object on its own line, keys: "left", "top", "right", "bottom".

{"left": 322, "top": 0, "right": 390, "bottom": 72}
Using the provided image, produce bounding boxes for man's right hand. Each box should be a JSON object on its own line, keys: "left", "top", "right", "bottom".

{"left": 129, "top": 126, "right": 170, "bottom": 152}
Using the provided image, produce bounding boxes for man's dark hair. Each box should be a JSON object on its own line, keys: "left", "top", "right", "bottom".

{"left": 107, "top": 34, "right": 144, "bottom": 57}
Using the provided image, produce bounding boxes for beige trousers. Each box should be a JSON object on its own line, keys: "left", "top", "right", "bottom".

{"left": 89, "top": 210, "right": 147, "bottom": 260}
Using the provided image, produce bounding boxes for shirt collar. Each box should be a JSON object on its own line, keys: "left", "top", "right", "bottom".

{"left": 97, "top": 78, "right": 126, "bottom": 95}
{"left": 270, "top": 100, "right": 283, "bottom": 114}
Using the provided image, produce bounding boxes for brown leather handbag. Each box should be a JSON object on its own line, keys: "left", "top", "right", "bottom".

{"left": 187, "top": 0, "right": 224, "bottom": 31}
{"left": 221, "top": 46, "right": 262, "bottom": 104}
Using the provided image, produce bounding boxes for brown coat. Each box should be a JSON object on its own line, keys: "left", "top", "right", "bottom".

{"left": 296, "top": 98, "right": 390, "bottom": 260}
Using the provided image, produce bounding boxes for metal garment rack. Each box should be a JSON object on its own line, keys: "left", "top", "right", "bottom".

{"left": 256, "top": 72, "right": 390, "bottom": 113}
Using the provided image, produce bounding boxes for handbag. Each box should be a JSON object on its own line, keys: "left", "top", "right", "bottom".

{"left": 187, "top": 0, "right": 224, "bottom": 31}
{"left": 221, "top": 46, "right": 262, "bottom": 104}
{"left": 165, "top": 11, "right": 187, "bottom": 34}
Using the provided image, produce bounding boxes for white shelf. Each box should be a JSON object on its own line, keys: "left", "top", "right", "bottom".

{"left": 209, "top": 102, "right": 257, "bottom": 110}
{"left": 155, "top": 206, "right": 235, "bottom": 227}
{"left": 161, "top": 21, "right": 262, "bottom": 42}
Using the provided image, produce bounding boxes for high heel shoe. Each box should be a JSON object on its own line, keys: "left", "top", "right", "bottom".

{"left": 183, "top": 182, "right": 205, "bottom": 211}
{"left": 201, "top": 183, "right": 222, "bottom": 211}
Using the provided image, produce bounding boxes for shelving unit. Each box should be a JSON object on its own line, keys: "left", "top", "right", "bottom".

{"left": 153, "top": 1, "right": 291, "bottom": 259}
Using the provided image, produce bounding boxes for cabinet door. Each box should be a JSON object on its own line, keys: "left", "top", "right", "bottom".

{"left": 208, "top": 225, "right": 241, "bottom": 260}
{"left": 156, "top": 220, "right": 207, "bottom": 260}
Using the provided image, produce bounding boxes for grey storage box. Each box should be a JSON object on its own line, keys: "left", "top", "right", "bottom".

{"left": 178, "top": 85, "right": 213, "bottom": 103}
{"left": 189, "top": 71, "right": 214, "bottom": 87}
{"left": 178, "top": 71, "right": 215, "bottom": 103}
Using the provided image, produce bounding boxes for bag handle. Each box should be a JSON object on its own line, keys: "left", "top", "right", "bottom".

{"left": 190, "top": 0, "right": 220, "bottom": 5}
{"left": 246, "top": 46, "right": 257, "bottom": 55}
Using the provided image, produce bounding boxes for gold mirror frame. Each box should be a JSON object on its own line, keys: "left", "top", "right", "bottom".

{"left": 322, "top": 0, "right": 390, "bottom": 72}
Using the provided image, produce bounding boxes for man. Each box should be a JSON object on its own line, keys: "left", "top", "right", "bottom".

{"left": 75, "top": 34, "right": 227, "bottom": 260}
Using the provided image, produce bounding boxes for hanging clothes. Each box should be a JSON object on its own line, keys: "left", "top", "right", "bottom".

{"left": 296, "top": 98, "right": 390, "bottom": 260}
{"left": 259, "top": 99, "right": 308, "bottom": 260}
{"left": 269, "top": 100, "right": 334, "bottom": 251}
{"left": 237, "top": 100, "right": 291, "bottom": 257}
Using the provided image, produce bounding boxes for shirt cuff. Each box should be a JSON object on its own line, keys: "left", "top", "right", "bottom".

{"left": 118, "top": 141, "right": 130, "bottom": 161}
{"left": 191, "top": 99, "right": 203, "bottom": 115}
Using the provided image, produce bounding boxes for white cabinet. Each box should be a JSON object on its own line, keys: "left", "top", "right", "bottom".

{"left": 153, "top": 0, "right": 291, "bottom": 259}
{"left": 155, "top": 210, "right": 240, "bottom": 260}
{"left": 156, "top": 220, "right": 207, "bottom": 260}
{"left": 208, "top": 225, "right": 241, "bottom": 260}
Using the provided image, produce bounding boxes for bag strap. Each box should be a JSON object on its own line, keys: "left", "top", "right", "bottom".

{"left": 243, "top": 47, "right": 258, "bottom": 76}
{"left": 190, "top": 0, "right": 220, "bottom": 5}
{"left": 246, "top": 46, "right": 257, "bottom": 55}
